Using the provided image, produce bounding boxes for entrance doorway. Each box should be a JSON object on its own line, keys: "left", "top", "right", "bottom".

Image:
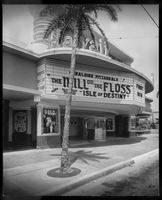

{"left": 61, "top": 116, "right": 83, "bottom": 139}
{"left": 84, "top": 117, "right": 106, "bottom": 141}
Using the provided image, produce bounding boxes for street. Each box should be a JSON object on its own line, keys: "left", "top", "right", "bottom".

{"left": 63, "top": 151, "right": 159, "bottom": 196}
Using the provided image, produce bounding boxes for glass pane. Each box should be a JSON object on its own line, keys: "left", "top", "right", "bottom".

{"left": 106, "top": 118, "right": 113, "bottom": 130}
{"left": 43, "top": 108, "right": 58, "bottom": 133}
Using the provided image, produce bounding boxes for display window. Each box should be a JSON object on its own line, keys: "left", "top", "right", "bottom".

{"left": 43, "top": 108, "right": 59, "bottom": 134}
{"left": 106, "top": 117, "right": 114, "bottom": 131}
{"left": 130, "top": 116, "right": 151, "bottom": 130}
{"left": 14, "top": 110, "right": 28, "bottom": 133}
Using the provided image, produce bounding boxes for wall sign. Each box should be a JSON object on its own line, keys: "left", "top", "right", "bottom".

{"left": 134, "top": 79, "right": 145, "bottom": 104}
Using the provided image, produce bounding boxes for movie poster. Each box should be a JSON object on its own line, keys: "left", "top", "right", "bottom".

{"left": 106, "top": 117, "right": 113, "bottom": 131}
{"left": 43, "top": 108, "right": 58, "bottom": 133}
{"left": 14, "top": 110, "right": 27, "bottom": 133}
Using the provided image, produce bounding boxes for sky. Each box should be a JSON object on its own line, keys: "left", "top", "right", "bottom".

{"left": 2, "top": 4, "right": 159, "bottom": 111}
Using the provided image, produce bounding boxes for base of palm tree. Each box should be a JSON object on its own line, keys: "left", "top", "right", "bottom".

{"left": 47, "top": 167, "right": 81, "bottom": 178}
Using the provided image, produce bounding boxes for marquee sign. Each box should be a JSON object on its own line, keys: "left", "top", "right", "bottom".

{"left": 37, "top": 64, "right": 145, "bottom": 106}
{"left": 46, "top": 66, "right": 134, "bottom": 100}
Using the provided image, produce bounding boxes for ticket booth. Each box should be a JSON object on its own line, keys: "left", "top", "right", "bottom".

{"left": 84, "top": 117, "right": 107, "bottom": 141}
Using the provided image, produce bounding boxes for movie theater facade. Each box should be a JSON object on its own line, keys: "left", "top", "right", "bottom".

{"left": 3, "top": 17, "right": 153, "bottom": 150}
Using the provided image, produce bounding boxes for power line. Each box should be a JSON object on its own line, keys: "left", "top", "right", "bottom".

{"left": 109, "top": 36, "right": 158, "bottom": 39}
{"left": 140, "top": 4, "right": 159, "bottom": 28}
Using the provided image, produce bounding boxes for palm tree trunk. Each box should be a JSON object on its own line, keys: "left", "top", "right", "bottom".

{"left": 60, "top": 30, "right": 78, "bottom": 173}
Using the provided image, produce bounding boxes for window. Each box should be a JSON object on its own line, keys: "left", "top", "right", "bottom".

{"left": 106, "top": 117, "right": 114, "bottom": 131}
{"left": 43, "top": 108, "right": 58, "bottom": 134}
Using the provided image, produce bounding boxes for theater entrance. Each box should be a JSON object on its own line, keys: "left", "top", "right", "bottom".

{"left": 84, "top": 117, "right": 106, "bottom": 141}
{"left": 61, "top": 116, "right": 84, "bottom": 139}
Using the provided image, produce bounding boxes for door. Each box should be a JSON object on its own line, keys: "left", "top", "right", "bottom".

{"left": 69, "top": 117, "right": 80, "bottom": 137}
{"left": 85, "top": 118, "right": 95, "bottom": 140}
{"left": 95, "top": 118, "right": 106, "bottom": 141}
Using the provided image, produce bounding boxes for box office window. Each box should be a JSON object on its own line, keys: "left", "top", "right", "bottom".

{"left": 43, "top": 108, "right": 59, "bottom": 134}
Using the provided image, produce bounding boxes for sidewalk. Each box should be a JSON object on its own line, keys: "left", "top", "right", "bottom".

{"left": 3, "top": 132, "right": 159, "bottom": 197}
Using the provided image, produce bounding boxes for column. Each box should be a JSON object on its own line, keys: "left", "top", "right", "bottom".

{"left": 9, "top": 107, "right": 13, "bottom": 142}
{"left": 27, "top": 110, "right": 31, "bottom": 134}
{"left": 36, "top": 103, "right": 42, "bottom": 136}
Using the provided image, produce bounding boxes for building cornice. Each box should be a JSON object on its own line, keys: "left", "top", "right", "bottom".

{"left": 3, "top": 41, "right": 154, "bottom": 94}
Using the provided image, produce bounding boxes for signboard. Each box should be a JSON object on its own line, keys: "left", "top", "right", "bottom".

{"left": 134, "top": 79, "right": 145, "bottom": 104}
{"left": 45, "top": 66, "right": 134, "bottom": 101}
{"left": 37, "top": 63, "right": 145, "bottom": 106}
{"left": 14, "top": 110, "right": 27, "bottom": 133}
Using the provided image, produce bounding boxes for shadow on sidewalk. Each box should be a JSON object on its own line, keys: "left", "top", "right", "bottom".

{"left": 70, "top": 136, "right": 147, "bottom": 148}
{"left": 49, "top": 150, "right": 110, "bottom": 167}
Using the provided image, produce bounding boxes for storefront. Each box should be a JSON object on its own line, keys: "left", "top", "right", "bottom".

{"left": 3, "top": 13, "right": 154, "bottom": 149}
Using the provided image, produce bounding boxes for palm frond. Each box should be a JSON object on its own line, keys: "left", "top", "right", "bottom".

{"left": 40, "top": 4, "right": 120, "bottom": 51}
{"left": 43, "top": 17, "right": 63, "bottom": 39}
{"left": 40, "top": 4, "right": 66, "bottom": 18}
{"left": 83, "top": 15, "right": 96, "bottom": 47}
{"left": 86, "top": 15, "right": 109, "bottom": 51}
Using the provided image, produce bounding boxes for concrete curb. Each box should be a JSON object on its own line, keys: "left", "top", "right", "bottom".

{"left": 132, "top": 149, "right": 158, "bottom": 163}
{"left": 42, "top": 148, "right": 159, "bottom": 196}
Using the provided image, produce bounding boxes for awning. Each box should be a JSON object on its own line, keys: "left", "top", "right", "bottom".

{"left": 136, "top": 111, "right": 151, "bottom": 118}
{"left": 3, "top": 84, "right": 41, "bottom": 101}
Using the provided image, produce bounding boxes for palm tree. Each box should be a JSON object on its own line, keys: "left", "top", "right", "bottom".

{"left": 40, "top": 4, "right": 120, "bottom": 173}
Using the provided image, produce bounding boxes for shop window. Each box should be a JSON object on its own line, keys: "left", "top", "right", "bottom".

{"left": 106, "top": 117, "right": 114, "bottom": 131}
{"left": 136, "top": 118, "right": 151, "bottom": 130}
{"left": 43, "top": 108, "right": 59, "bottom": 134}
{"left": 130, "top": 117, "right": 151, "bottom": 130}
